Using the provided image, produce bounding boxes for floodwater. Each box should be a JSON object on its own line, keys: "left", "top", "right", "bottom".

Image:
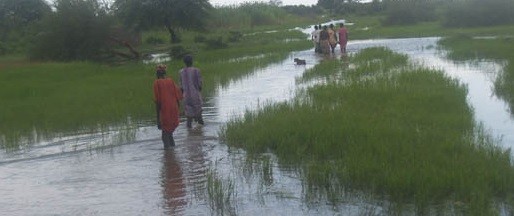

{"left": 1, "top": 37, "right": 513, "bottom": 215}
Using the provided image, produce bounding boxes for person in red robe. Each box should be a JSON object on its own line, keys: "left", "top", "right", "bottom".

{"left": 338, "top": 23, "right": 349, "bottom": 54}
{"left": 154, "top": 64, "right": 183, "bottom": 148}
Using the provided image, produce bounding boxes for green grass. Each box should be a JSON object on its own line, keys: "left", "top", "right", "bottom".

{"left": 0, "top": 62, "right": 154, "bottom": 148}
{"left": 438, "top": 35, "right": 514, "bottom": 118}
{"left": 209, "top": 2, "right": 318, "bottom": 32}
{"left": 221, "top": 47, "right": 514, "bottom": 214}
{"left": 346, "top": 15, "right": 514, "bottom": 40}
{"left": 438, "top": 35, "right": 514, "bottom": 60}
{"left": 0, "top": 29, "right": 311, "bottom": 149}
{"left": 206, "top": 168, "right": 236, "bottom": 216}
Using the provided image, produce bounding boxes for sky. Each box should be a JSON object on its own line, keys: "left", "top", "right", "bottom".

{"left": 44, "top": 0, "right": 319, "bottom": 7}
{"left": 209, "top": 0, "right": 318, "bottom": 7}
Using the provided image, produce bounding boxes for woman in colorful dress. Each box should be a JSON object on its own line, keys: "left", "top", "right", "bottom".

{"left": 319, "top": 26, "right": 330, "bottom": 55}
{"left": 328, "top": 23, "right": 338, "bottom": 54}
{"left": 338, "top": 23, "right": 349, "bottom": 54}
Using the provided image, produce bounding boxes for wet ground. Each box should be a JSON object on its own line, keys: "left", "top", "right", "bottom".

{"left": 2, "top": 37, "right": 513, "bottom": 215}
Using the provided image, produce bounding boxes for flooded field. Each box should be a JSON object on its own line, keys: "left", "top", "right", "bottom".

{"left": 1, "top": 37, "right": 513, "bottom": 215}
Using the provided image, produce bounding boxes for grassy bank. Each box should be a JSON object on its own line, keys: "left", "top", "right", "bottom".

{"left": 221, "top": 47, "right": 514, "bottom": 214}
{"left": 345, "top": 15, "right": 514, "bottom": 40}
{"left": 438, "top": 36, "right": 514, "bottom": 117}
{"left": 0, "top": 29, "right": 311, "bottom": 149}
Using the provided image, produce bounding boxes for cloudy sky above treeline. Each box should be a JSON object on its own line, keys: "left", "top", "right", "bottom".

{"left": 210, "top": 0, "right": 318, "bottom": 6}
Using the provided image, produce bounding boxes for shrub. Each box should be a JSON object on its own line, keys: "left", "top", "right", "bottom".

{"left": 442, "top": 0, "right": 514, "bottom": 27}
{"left": 28, "top": 0, "right": 113, "bottom": 61}
{"left": 194, "top": 35, "right": 207, "bottom": 43}
{"left": 227, "top": 31, "right": 243, "bottom": 43}
{"left": 169, "top": 45, "right": 190, "bottom": 59}
{"left": 145, "top": 36, "right": 165, "bottom": 45}
{"left": 210, "top": 3, "right": 287, "bottom": 28}
{"left": 0, "top": 41, "right": 8, "bottom": 55}
{"left": 205, "top": 36, "right": 228, "bottom": 50}
{"left": 382, "top": 1, "right": 437, "bottom": 26}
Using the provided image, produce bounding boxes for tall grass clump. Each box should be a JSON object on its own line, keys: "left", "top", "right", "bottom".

{"left": 495, "top": 60, "right": 514, "bottom": 113}
{"left": 206, "top": 169, "right": 236, "bottom": 216}
{"left": 221, "top": 47, "right": 514, "bottom": 214}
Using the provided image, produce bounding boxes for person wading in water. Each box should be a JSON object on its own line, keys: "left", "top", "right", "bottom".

{"left": 179, "top": 55, "right": 204, "bottom": 129}
{"left": 338, "top": 23, "right": 349, "bottom": 54}
{"left": 154, "top": 64, "right": 183, "bottom": 148}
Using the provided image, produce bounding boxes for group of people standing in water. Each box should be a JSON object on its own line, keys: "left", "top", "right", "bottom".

{"left": 311, "top": 23, "right": 348, "bottom": 55}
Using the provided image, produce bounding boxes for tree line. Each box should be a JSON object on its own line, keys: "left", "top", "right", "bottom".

{"left": 318, "top": 0, "right": 514, "bottom": 27}
{"left": 1, "top": 0, "right": 213, "bottom": 61}
{"left": 1, "top": 0, "right": 514, "bottom": 61}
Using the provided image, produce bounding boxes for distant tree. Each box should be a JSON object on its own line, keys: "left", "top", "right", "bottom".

{"left": 318, "top": 0, "right": 365, "bottom": 15}
{"left": 282, "top": 5, "right": 323, "bottom": 18}
{"left": 443, "top": 0, "right": 514, "bottom": 27}
{"left": 113, "top": 0, "right": 213, "bottom": 43}
{"left": 0, "top": 0, "right": 51, "bottom": 34}
{"left": 317, "top": 0, "right": 336, "bottom": 10}
{"left": 0, "top": 0, "right": 52, "bottom": 55}
{"left": 269, "top": 0, "right": 283, "bottom": 6}
{"left": 29, "top": 0, "right": 114, "bottom": 61}
{"left": 369, "top": 0, "right": 383, "bottom": 14}
{"left": 381, "top": 0, "right": 437, "bottom": 26}
{"left": 0, "top": 0, "right": 51, "bottom": 54}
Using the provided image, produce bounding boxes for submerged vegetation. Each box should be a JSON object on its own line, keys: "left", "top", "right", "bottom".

{"left": 221, "top": 47, "right": 514, "bottom": 214}
{"left": 206, "top": 168, "right": 236, "bottom": 216}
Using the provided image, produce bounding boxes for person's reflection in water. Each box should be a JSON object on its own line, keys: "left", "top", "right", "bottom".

{"left": 161, "top": 149, "right": 187, "bottom": 215}
{"left": 184, "top": 128, "right": 209, "bottom": 197}
{"left": 341, "top": 54, "right": 350, "bottom": 69}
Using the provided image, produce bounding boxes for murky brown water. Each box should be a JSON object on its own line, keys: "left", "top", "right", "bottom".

{"left": 2, "top": 36, "right": 513, "bottom": 215}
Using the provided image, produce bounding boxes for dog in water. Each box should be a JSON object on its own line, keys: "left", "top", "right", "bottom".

{"left": 294, "top": 58, "right": 306, "bottom": 65}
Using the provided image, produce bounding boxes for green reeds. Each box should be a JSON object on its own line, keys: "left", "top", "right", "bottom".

{"left": 206, "top": 169, "right": 236, "bottom": 216}
{"left": 221, "top": 47, "right": 514, "bottom": 214}
{"left": 439, "top": 36, "right": 514, "bottom": 118}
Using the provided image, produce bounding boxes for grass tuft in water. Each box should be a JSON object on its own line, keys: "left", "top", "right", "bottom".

{"left": 221, "top": 47, "right": 514, "bottom": 214}
{"left": 206, "top": 168, "right": 236, "bottom": 216}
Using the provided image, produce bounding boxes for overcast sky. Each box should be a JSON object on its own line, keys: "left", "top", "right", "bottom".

{"left": 44, "top": 0, "right": 319, "bottom": 7}
{"left": 209, "top": 0, "right": 318, "bottom": 7}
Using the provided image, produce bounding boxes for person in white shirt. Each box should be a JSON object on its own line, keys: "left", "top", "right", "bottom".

{"left": 312, "top": 25, "right": 322, "bottom": 53}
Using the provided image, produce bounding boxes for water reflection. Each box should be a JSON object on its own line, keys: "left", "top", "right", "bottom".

{"left": 143, "top": 53, "right": 171, "bottom": 64}
{"left": 183, "top": 128, "right": 209, "bottom": 198}
{"left": 161, "top": 149, "right": 187, "bottom": 215}
{"left": 159, "top": 126, "right": 211, "bottom": 215}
